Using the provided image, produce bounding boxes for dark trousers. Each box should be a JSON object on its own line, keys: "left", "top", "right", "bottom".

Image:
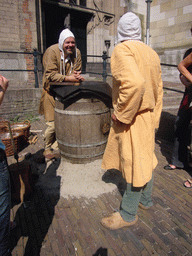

{"left": 0, "top": 149, "right": 11, "bottom": 256}
{"left": 171, "top": 99, "right": 191, "bottom": 168}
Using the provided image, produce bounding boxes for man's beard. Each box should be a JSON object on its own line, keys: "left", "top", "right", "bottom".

{"left": 65, "top": 48, "right": 75, "bottom": 56}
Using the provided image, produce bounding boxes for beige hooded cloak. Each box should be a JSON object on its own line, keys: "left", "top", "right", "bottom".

{"left": 101, "top": 13, "right": 163, "bottom": 187}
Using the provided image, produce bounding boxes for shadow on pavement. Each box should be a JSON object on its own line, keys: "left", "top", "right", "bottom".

{"left": 155, "top": 111, "right": 176, "bottom": 163}
{"left": 9, "top": 152, "right": 61, "bottom": 256}
{"left": 102, "top": 168, "right": 126, "bottom": 196}
{"left": 93, "top": 247, "right": 108, "bottom": 256}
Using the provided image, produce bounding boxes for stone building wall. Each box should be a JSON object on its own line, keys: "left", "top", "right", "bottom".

{"left": 119, "top": 0, "right": 192, "bottom": 82}
{"left": 150, "top": 0, "right": 192, "bottom": 50}
{"left": 0, "top": 88, "right": 42, "bottom": 121}
{"left": 149, "top": 0, "right": 192, "bottom": 82}
{"left": 0, "top": 0, "right": 38, "bottom": 88}
{"left": 87, "top": 0, "right": 122, "bottom": 62}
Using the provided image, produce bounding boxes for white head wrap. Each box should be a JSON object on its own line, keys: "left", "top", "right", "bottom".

{"left": 58, "top": 28, "right": 76, "bottom": 75}
{"left": 117, "top": 12, "right": 141, "bottom": 43}
{"left": 58, "top": 28, "right": 75, "bottom": 52}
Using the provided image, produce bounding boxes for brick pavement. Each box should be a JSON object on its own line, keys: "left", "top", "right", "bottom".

{"left": 7, "top": 82, "right": 192, "bottom": 256}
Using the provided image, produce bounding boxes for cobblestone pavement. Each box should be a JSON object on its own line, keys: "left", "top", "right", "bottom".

{"left": 7, "top": 82, "right": 192, "bottom": 256}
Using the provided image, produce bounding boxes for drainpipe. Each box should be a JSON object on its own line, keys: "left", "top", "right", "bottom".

{"left": 102, "top": 51, "right": 108, "bottom": 82}
{"left": 145, "top": 0, "right": 152, "bottom": 45}
{"left": 35, "top": 0, "right": 41, "bottom": 52}
{"left": 33, "top": 48, "right": 39, "bottom": 88}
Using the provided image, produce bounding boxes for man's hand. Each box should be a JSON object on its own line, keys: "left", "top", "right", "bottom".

{"left": 73, "top": 71, "right": 85, "bottom": 81}
{"left": 0, "top": 75, "right": 9, "bottom": 92}
{"left": 64, "top": 71, "right": 85, "bottom": 82}
{"left": 111, "top": 113, "right": 124, "bottom": 125}
{"left": 0, "top": 75, "right": 9, "bottom": 105}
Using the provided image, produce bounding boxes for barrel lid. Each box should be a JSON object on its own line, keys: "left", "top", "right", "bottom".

{"left": 49, "top": 81, "right": 112, "bottom": 108}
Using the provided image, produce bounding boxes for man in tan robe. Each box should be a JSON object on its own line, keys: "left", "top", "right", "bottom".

{"left": 39, "top": 29, "right": 84, "bottom": 160}
{"left": 101, "top": 12, "right": 163, "bottom": 230}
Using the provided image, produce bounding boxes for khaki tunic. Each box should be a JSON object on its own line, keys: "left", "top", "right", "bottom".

{"left": 39, "top": 44, "right": 82, "bottom": 121}
{"left": 101, "top": 41, "right": 163, "bottom": 187}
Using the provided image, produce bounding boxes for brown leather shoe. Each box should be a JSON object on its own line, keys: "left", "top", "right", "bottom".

{"left": 101, "top": 212, "right": 138, "bottom": 230}
{"left": 139, "top": 203, "right": 151, "bottom": 210}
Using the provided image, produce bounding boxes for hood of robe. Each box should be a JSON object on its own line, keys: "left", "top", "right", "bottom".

{"left": 117, "top": 12, "right": 141, "bottom": 43}
{"left": 58, "top": 28, "right": 75, "bottom": 59}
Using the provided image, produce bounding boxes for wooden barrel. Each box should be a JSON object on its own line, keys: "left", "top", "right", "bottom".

{"left": 55, "top": 98, "right": 111, "bottom": 163}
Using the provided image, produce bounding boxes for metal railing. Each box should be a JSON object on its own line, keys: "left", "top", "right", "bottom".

{"left": 82, "top": 51, "right": 111, "bottom": 82}
{"left": 0, "top": 49, "right": 43, "bottom": 88}
{"left": 0, "top": 49, "right": 178, "bottom": 88}
{"left": 0, "top": 49, "right": 111, "bottom": 87}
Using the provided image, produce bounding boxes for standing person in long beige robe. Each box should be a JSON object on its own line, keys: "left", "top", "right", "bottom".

{"left": 101, "top": 12, "right": 163, "bottom": 230}
{"left": 39, "top": 29, "right": 84, "bottom": 160}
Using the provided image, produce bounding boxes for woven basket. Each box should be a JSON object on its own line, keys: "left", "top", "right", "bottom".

{"left": 10, "top": 120, "right": 31, "bottom": 144}
{"left": 0, "top": 131, "right": 22, "bottom": 157}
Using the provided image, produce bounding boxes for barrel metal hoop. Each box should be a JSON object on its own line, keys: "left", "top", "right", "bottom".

{"left": 57, "top": 138, "right": 107, "bottom": 148}
{"left": 55, "top": 108, "right": 109, "bottom": 115}
{"left": 60, "top": 150, "right": 104, "bottom": 159}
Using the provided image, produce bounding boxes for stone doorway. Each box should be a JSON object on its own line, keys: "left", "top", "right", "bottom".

{"left": 41, "top": 0, "right": 93, "bottom": 71}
